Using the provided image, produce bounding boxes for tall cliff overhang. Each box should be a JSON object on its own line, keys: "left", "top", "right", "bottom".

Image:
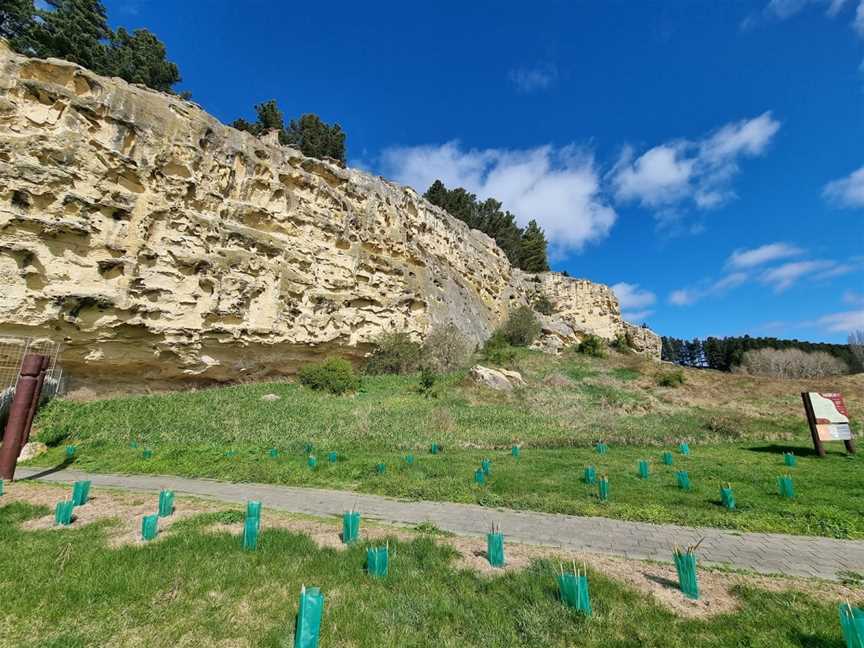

{"left": 0, "top": 42, "right": 660, "bottom": 391}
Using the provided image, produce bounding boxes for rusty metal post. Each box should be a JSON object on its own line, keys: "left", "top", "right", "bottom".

{"left": 0, "top": 354, "right": 47, "bottom": 480}
{"left": 22, "top": 355, "right": 49, "bottom": 446}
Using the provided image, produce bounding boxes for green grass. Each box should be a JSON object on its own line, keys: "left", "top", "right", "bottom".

{"left": 26, "top": 353, "right": 864, "bottom": 539}
{"left": 0, "top": 500, "right": 851, "bottom": 647}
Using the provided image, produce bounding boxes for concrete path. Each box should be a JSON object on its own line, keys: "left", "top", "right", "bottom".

{"left": 15, "top": 466, "right": 864, "bottom": 581}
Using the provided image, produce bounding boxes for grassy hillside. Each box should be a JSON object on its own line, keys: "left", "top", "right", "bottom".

{"left": 26, "top": 349, "right": 864, "bottom": 538}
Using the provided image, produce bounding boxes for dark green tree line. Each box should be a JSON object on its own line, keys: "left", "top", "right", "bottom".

{"left": 1, "top": 0, "right": 181, "bottom": 92}
{"left": 661, "top": 335, "right": 862, "bottom": 374}
{"left": 423, "top": 180, "right": 550, "bottom": 273}
{"left": 231, "top": 100, "right": 346, "bottom": 163}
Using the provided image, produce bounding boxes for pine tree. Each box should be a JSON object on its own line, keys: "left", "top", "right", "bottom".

{"left": 35, "top": 0, "right": 111, "bottom": 72}
{"left": 285, "top": 113, "right": 346, "bottom": 162}
{"left": 519, "top": 220, "right": 550, "bottom": 272}
{"left": 1, "top": 0, "right": 38, "bottom": 53}
{"left": 107, "top": 28, "right": 180, "bottom": 92}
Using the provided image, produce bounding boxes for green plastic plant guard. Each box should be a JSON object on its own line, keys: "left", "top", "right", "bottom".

{"left": 487, "top": 530, "right": 505, "bottom": 567}
{"left": 673, "top": 547, "right": 700, "bottom": 600}
{"left": 597, "top": 477, "right": 609, "bottom": 502}
{"left": 54, "top": 500, "right": 73, "bottom": 526}
{"left": 269, "top": 448, "right": 278, "bottom": 458}
{"left": 65, "top": 445, "right": 75, "bottom": 459}
{"left": 679, "top": 443, "right": 690, "bottom": 455}
{"left": 294, "top": 586, "right": 324, "bottom": 648}
{"left": 557, "top": 566, "right": 592, "bottom": 616}
{"left": 481, "top": 458, "right": 491, "bottom": 475}
{"left": 404, "top": 454, "right": 414, "bottom": 466}
{"left": 307, "top": 456, "right": 317, "bottom": 469}
{"left": 246, "top": 501, "right": 261, "bottom": 520}
{"left": 71, "top": 480, "right": 91, "bottom": 506}
{"left": 328, "top": 452, "right": 338, "bottom": 463}
{"left": 142, "top": 449, "right": 153, "bottom": 459}
{"left": 783, "top": 452, "right": 797, "bottom": 467}
{"left": 0, "top": 480, "right": 4, "bottom": 496}
{"left": 304, "top": 443, "right": 314, "bottom": 455}
{"left": 777, "top": 475, "right": 795, "bottom": 498}
{"left": 430, "top": 443, "right": 440, "bottom": 454}
{"left": 638, "top": 460, "right": 650, "bottom": 479}
{"left": 676, "top": 471, "right": 691, "bottom": 491}
{"left": 141, "top": 514, "right": 158, "bottom": 541}
{"left": 366, "top": 545, "right": 389, "bottom": 578}
{"left": 225, "top": 450, "right": 237, "bottom": 458}
{"left": 839, "top": 602, "right": 864, "bottom": 648}
{"left": 130, "top": 441, "right": 138, "bottom": 449}
{"left": 474, "top": 468, "right": 485, "bottom": 485}
{"left": 662, "top": 451, "right": 673, "bottom": 465}
{"left": 511, "top": 445, "right": 520, "bottom": 458}
{"left": 376, "top": 462, "right": 386, "bottom": 475}
{"left": 595, "top": 442, "right": 608, "bottom": 455}
{"left": 583, "top": 466, "right": 596, "bottom": 485}
{"left": 342, "top": 511, "right": 360, "bottom": 544}
{"left": 720, "top": 485, "right": 736, "bottom": 510}
{"left": 158, "top": 490, "right": 174, "bottom": 517}
{"left": 243, "top": 515, "right": 259, "bottom": 550}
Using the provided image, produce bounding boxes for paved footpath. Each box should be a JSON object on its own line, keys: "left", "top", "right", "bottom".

{"left": 16, "top": 466, "right": 864, "bottom": 581}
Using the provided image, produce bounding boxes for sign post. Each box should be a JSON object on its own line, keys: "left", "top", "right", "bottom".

{"left": 801, "top": 392, "right": 856, "bottom": 457}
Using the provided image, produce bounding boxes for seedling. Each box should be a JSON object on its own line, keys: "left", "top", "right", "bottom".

{"left": 778, "top": 474, "right": 795, "bottom": 499}
{"left": 141, "top": 514, "right": 158, "bottom": 541}
{"left": 71, "top": 480, "right": 91, "bottom": 506}
{"left": 673, "top": 539, "right": 702, "bottom": 600}
{"left": 595, "top": 442, "right": 608, "bottom": 455}
{"left": 328, "top": 452, "right": 338, "bottom": 463}
{"left": 481, "top": 458, "right": 491, "bottom": 476}
{"left": 558, "top": 561, "right": 592, "bottom": 616}
{"left": 720, "top": 483, "right": 736, "bottom": 510}
{"left": 342, "top": 509, "right": 360, "bottom": 544}
{"left": 242, "top": 515, "right": 259, "bottom": 550}
{"left": 54, "top": 500, "right": 73, "bottom": 526}
{"left": 474, "top": 468, "right": 486, "bottom": 485}
{"left": 65, "top": 446, "right": 76, "bottom": 459}
{"left": 511, "top": 445, "right": 521, "bottom": 458}
{"left": 158, "top": 490, "right": 175, "bottom": 517}
{"left": 597, "top": 475, "right": 609, "bottom": 502}
{"left": 487, "top": 522, "right": 505, "bottom": 567}
{"left": 783, "top": 452, "right": 797, "bottom": 467}
{"left": 676, "top": 471, "right": 691, "bottom": 491}
{"left": 366, "top": 542, "right": 389, "bottom": 578}
{"left": 662, "top": 451, "right": 673, "bottom": 466}
{"left": 638, "top": 459, "right": 650, "bottom": 479}
{"left": 294, "top": 585, "right": 324, "bottom": 648}
{"left": 307, "top": 455, "right": 317, "bottom": 469}
{"left": 678, "top": 443, "right": 690, "bottom": 456}
{"left": 583, "top": 465, "right": 596, "bottom": 485}
{"left": 839, "top": 602, "right": 864, "bottom": 648}
{"left": 376, "top": 462, "right": 386, "bottom": 475}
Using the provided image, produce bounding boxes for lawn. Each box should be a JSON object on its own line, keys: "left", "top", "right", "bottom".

{"left": 25, "top": 351, "right": 864, "bottom": 539}
{"left": 0, "top": 495, "right": 853, "bottom": 648}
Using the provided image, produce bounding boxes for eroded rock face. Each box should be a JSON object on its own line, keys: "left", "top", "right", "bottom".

{"left": 0, "top": 42, "right": 659, "bottom": 391}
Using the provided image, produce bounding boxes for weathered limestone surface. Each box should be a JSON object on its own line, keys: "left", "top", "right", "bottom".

{"left": 0, "top": 42, "right": 660, "bottom": 391}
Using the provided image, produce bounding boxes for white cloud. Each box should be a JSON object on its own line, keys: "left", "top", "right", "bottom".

{"left": 814, "top": 309, "right": 864, "bottom": 332}
{"left": 612, "top": 282, "right": 656, "bottom": 321}
{"left": 727, "top": 242, "right": 803, "bottom": 269}
{"left": 844, "top": 289, "right": 864, "bottom": 304}
{"left": 508, "top": 63, "right": 557, "bottom": 93}
{"left": 611, "top": 112, "right": 781, "bottom": 216}
{"left": 765, "top": 0, "right": 849, "bottom": 18}
{"left": 669, "top": 272, "right": 749, "bottom": 306}
{"left": 759, "top": 259, "right": 853, "bottom": 291}
{"left": 856, "top": 0, "right": 864, "bottom": 34}
{"left": 379, "top": 141, "right": 617, "bottom": 253}
{"left": 824, "top": 165, "right": 864, "bottom": 207}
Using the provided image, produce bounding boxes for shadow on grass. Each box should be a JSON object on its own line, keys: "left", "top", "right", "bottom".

{"left": 788, "top": 630, "right": 845, "bottom": 648}
{"left": 746, "top": 444, "right": 820, "bottom": 458}
{"left": 19, "top": 457, "right": 74, "bottom": 480}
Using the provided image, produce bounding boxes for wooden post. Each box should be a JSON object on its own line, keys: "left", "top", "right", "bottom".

{"left": 0, "top": 354, "right": 48, "bottom": 480}
{"left": 801, "top": 392, "right": 826, "bottom": 458}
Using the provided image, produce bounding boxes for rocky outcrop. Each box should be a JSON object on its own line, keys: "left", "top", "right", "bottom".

{"left": 469, "top": 365, "right": 526, "bottom": 391}
{"left": 0, "top": 42, "right": 659, "bottom": 391}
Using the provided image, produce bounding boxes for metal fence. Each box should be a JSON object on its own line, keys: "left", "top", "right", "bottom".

{"left": 0, "top": 336, "right": 63, "bottom": 429}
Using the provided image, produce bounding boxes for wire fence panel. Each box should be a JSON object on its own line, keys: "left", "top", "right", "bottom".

{"left": 0, "top": 335, "right": 63, "bottom": 428}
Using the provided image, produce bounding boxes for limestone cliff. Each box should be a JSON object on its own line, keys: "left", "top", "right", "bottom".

{"left": 0, "top": 42, "right": 659, "bottom": 391}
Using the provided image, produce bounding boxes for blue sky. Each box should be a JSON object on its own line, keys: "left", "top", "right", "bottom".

{"left": 103, "top": 0, "right": 864, "bottom": 343}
